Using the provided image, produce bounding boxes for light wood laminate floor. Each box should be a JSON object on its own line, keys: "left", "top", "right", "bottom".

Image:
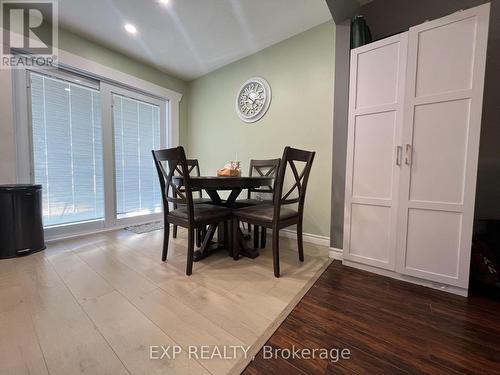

{"left": 0, "top": 228, "right": 330, "bottom": 375}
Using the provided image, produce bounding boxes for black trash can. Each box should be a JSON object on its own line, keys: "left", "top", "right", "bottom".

{"left": 0, "top": 184, "right": 45, "bottom": 259}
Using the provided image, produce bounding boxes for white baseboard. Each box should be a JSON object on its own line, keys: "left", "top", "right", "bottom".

{"left": 46, "top": 220, "right": 331, "bottom": 249}
{"left": 328, "top": 247, "right": 343, "bottom": 260}
{"left": 326, "top": 247, "right": 468, "bottom": 297}
{"left": 45, "top": 222, "right": 173, "bottom": 243}
{"left": 342, "top": 259, "right": 468, "bottom": 297}
{"left": 279, "top": 229, "right": 330, "bottom": 247}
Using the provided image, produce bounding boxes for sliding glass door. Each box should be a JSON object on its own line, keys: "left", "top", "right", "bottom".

{"left": 112, "top": 92, "right": 163, "bottom": 219}
{"left": 25, "top": 69, "right": 168, "bottom": 233}
{"left": 30, "top": 72, "right": 104, "bottom": 227}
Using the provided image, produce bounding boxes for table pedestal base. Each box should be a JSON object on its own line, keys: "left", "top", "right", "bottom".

{"left": 193, "top": 223, "right": 260, "bottom": 262}
{"left": 193, "top": 243, "right": 222, "bottom": 262}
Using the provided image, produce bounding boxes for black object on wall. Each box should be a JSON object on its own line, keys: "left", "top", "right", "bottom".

{"left": 0, "top": 184, "right": 45, "bottom": 259}
{"left": 350, "top": 15, "right": 373, "bottom": 49}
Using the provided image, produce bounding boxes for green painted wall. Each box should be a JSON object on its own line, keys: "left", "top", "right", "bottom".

{"left": 57, "top": 28, "right": 189, "bottom": 145}
{"left": 187, "top": 21, "right": 335, "bottom": 237}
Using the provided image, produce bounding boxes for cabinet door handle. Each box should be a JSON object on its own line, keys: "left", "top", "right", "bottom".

{"left": 396, "top": 146, "right": 403, "bottom": 166}
{"left": 405, "top": 144, "right": 412, "bottom": 165}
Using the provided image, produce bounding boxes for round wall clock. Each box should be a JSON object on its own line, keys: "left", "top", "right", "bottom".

{"left": 235, "top": 77, "right": 272, "bottom": 123}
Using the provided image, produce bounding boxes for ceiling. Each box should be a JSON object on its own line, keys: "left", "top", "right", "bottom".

{"left": 58, "top": 0, "right": 332, "bottom": 81}
{"left": 324, "top": 0, "right": 373, "bottom": 24}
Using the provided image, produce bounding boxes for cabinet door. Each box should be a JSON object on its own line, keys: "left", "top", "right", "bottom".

{"left": 343, "top": 33, "right": 408, "bottom": 270}
{"left": 396, "top": 4, "right": 490, "bottom": 287}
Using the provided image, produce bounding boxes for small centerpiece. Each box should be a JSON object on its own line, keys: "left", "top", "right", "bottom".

{"left": 217, "top": 161, "right": 241, "bottom": 177}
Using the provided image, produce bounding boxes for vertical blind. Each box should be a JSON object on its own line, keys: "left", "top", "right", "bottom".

{"left": 30, "top": 72, "right": 104, "bottom": 226}
{"left": 113, "top": 94, "right": 162, "bottom": 218}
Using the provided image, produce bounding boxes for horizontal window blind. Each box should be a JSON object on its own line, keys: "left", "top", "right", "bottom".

{"left": 113, "top": 94, "right": 162, "bottom": 218}
{"left": 30, "top": 72, "right": 104, "bottom": 227}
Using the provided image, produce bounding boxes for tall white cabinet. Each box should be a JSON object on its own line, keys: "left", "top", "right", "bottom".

{"left": 343, "top": 4, "right": 490, "bottom": 296}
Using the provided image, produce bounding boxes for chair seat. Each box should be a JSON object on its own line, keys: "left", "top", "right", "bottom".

{"left": 233, "top": 204, "right": 298, "bottom": 223}
{"left": 193, "top": 198, "right": 213, "bottom": 204}
{"left": 176, "top": 198, "right": 213, "bottom": 207}
{"left": 235, "top": 198, "right": 272, "bottom": 207}
{"left": 169, "top": 204, "right": 231, "bottom": 223}
{"left": 233, "top": 198, "right": 272, "bottom": 209}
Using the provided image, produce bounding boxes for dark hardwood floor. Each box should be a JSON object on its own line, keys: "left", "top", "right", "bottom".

{"left": 243, "top": 260, "right": 500, "bottom": 375}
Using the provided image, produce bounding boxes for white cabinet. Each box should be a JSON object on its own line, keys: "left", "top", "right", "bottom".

{"left": 343, "top": 33, "right": 407, "bottom": 271}
{"left": 343, "top": 4, "right": 490, "bottom": 294}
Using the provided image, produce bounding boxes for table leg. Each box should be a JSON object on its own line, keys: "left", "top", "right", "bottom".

{"left": 193, "top": 225, "right": 218, "bottom": 261}
{"left": 193, "top": 222, "right": 259, "bottom": 261}
{"left": 225, "top": 188, "right": 243, "bottom": 206}
{"left": 217, "top": 222, "right": 226, "bottom": 250}
{"left": 237, "top": 227, "right": 260, "bottom": 259}
{"left": 193, "top": 221, "right": 235, "bottom": 261}
{"left": 226, "top": 188, "right": 259, "bottom": 259}
{"left": 194, "top": 187, "right": 260, "bottom": 261}
{"left": 205, "top": 190, "right": 222, "bottom": 204}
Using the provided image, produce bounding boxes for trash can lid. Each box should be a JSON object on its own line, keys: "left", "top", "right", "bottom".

{"left": 0, "top": 184, "right": 42, "bottom": 191}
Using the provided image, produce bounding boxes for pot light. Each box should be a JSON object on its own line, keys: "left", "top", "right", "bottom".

{"left": 158, "top": 0, "right": 170, "bottom": 5}
{"left": 124, "top": 23, "right": 137, "bottom": 34}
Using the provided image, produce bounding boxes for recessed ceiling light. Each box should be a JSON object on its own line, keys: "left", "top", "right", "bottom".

{"left": 124, "top": 23, "right": 137, "bottom": 34}
{"left": 158, "top": 0, "right": 170, "bottom": 5}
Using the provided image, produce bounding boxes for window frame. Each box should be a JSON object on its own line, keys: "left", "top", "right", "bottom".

{"left": 11, "top": 50, "right": 181, "bottom": 240}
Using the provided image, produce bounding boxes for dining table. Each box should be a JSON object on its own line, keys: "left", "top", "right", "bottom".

{"left": 172, "top": 175, "right": 273, "bottom": 261}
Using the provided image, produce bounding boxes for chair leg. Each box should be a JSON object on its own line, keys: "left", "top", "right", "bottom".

{"left": 253, "top": 225, "right": 259, "bottom": 249}
{"left": 224, "top": 220, "right": 229, "bottom": 251}
{"left": 232, "top": 217, "right": 239, "bottom": 260}
{"left": 172, "top": 224, "right": 177, "bottom": 238}
{"left": 186, "top": 228, "right": 195, "bottom": 276}
{"left": 260, "top": 228, "right": 267, "bottom": 249}
{"left": 196, "top": 228, "right": 202, "bottom": 248}
{"left": 162, "top": 222, "right": 170, "bottom": 261}
{"left": 297, "top": 219, "right": 304, "bottom": 262}
{"left": 272, "top": 229, "right": 280, "bottom": 277}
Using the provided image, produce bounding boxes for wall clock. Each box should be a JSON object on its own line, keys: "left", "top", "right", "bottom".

{"left": 235, "top": 77, "right": 271, "bottom": 123}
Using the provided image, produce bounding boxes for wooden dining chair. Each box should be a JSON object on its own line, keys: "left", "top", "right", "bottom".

{"left": 172, "top": 158, "right": 211, "bottom": 246}
{"left": 232, "top": 147, "right": 315, "bottom": 277}
{"left": 152, "top": 147, "right": 232, "bottom": 275}
{"left": 236, "top": 158, "right": 280, "bottom": 249}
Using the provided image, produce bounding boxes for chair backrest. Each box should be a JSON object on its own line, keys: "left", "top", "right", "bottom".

{"left": 152, "top": 146, "right": 194, "bottom": 222}
{"left": 273, "top": 146, "right": 315, "bottom": 220}
{"left": 178, "top": 159, "right": 203, "bottom": 198}
{"left": 247, "top": 158, "right": 281, "bottom": 199}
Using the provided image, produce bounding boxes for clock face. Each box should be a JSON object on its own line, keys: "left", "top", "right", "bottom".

{"left": 235, "top": 77, "right": 271, "bottom": 123}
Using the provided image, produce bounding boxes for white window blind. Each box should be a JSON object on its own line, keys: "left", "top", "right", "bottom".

{"left": 113, "top": 94, "right": 162, "bottom": 218}
{"left": 30, "top": 72, "right": 104, "bottom": 227}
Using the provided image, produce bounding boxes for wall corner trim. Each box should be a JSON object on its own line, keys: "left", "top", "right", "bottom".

{"left": 329, "top": 248, "right": 343, "bottom": 260}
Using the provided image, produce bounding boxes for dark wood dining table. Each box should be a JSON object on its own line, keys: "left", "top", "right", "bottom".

{"left": 172, "top": 175, "right": 273, "bottom": 261}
